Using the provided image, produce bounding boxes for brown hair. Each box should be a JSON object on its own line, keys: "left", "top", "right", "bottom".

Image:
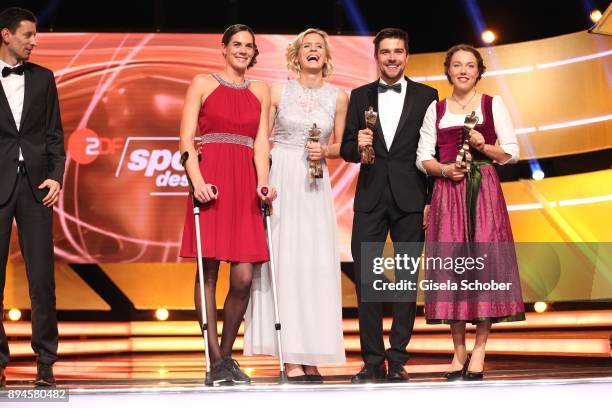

{"left": 221, "top": 24, "right": 258, "bottom": 68}
{"left": 373, "top": 28, "right": 409, "bottom": 55}
{"left": 443, "top": 44, "right": 486, "bottom": 84}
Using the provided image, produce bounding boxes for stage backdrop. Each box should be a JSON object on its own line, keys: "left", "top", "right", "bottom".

{"left": 9, "top": 30, "right": 608, "bottom": 264}
{"left": 4, "top": 31, "right": 611, "bottom": 310}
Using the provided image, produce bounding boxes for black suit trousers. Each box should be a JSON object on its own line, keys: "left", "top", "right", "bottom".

{"left": 0, "top": 172, "right": 58, "bottom": 367}
{"left": 351, "top": 184, "right": 424, "bottom": 366}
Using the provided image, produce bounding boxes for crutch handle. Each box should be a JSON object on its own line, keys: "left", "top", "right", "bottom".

{"left": 259, "top": 156, "right": 272, "bottom": 213}
{"left": 260, "top": 187, "right": 271, "bottom": 217}
{"left": 182, "top": 151, "right": 219, "bottom": 203}
{"left": 181, "top": 151, "right": 199, "bottom": 207}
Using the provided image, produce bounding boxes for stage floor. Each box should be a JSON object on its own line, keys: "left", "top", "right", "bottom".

{"left": 4, "top": 352, "right": 612, "bottom": 388}
{"left": 3, "top": 311, "right": 611, "bottom": 404}
{"left": 1, "top": 353, "right": 610, "bottom": 407}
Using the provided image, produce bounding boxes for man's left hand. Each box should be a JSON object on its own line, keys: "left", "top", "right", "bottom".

{"left": 39, "top": 179, "right": 61, "bottom": 207}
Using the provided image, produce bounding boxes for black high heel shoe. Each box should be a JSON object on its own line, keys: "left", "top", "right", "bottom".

{"left": 287, "top": 375, "right": 310, "bottom": 383}
{"left": 463, "top": 370, "right": 484, "bottom": 381}
{"left": 463, "top": 358, "right": 484, "bottom": 380}
{"left": 305, "top": 374, "right": 323, "bottom": 383}
{"left": 303, "top": 365, "right": 323, "bottom": 383}
{"left": 443, "top": 357, "right": 470, "bottom": 381}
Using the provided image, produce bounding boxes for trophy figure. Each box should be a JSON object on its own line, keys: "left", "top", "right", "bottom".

{"left": 360, "top": 106, "right": 378, "bottom": 164}
{"left": 307, "top": 123, "right": 323, "bottom": 179}
{"left": 455, "top": 111, "right": 478, "bottom": 171}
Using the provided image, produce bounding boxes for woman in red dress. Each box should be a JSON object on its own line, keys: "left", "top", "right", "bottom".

{"left": 178, "top": 24, "right": 276, "bottom": 385}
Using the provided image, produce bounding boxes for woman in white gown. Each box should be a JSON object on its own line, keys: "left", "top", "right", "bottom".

{"left": 244, "top": 28, "right": 348, "bottom": 382}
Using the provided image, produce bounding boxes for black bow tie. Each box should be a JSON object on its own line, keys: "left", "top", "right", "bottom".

{"left": 378, "top": 82, "right": 401, "bottom": 93}
{"left": 2, "top": 65, "right": 25, "bottom": 78}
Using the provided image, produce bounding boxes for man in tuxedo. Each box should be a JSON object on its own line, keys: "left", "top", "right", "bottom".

{"left": 0, "top": 7, "right": 65, "bottom": 387}
{"left": 340, "top": 28, "right": 437, "bottom": 382}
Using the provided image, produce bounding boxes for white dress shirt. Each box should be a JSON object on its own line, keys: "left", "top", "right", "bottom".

{"left": 377, "top": 76, "right": 407, "bottom": 150}
{"left": 0, "top": 58, "right": 25, "bottom": 162}
{"left": 416, "top": 95, "right": 520, "bottom": 173}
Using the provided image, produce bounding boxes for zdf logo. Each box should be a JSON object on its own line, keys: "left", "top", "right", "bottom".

{"left": 68, "top": 128, "right": 124, "bottom": 164}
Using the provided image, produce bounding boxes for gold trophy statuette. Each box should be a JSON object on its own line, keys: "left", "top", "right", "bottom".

{"left": 455, "top": 111, "right": 478, "bottom": 171}
{"left": 307, "top": 123, "right": 323, "bottom": 179}
{"left": 361, "top": 106, "right": 378, "bottom": 164}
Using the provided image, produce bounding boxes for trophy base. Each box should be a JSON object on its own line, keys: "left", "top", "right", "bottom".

{"left": 359, "top": 146, "right": 375, "bottom": 164}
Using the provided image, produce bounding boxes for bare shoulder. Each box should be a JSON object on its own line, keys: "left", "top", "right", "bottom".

{"left": 336, "top": 88, "right": 349, "bottom": 106}
{"left": 248, "top": 79, "right": 270, "bottom": 96}
{"left": 270, "top": 82, "right": 285, "bottom": 94}
{"left": 269, "top": 82, "right": 285, "bottom": 103}
{"left": 191, "top": 74, "right": 218, "bottom": 91}
{"left": 187, "top": 74, "right": 221, "bottom": 104}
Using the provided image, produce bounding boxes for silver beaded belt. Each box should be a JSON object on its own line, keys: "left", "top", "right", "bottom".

{"left": 200, "top": 133, "right": 254, "bottom": 149}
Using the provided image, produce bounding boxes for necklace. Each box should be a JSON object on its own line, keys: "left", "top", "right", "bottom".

{"left": 452, "top": 90, "right": 477, "bottom": 111}
{"left": 219, "top": 73, "right": 246, "bottom": 85}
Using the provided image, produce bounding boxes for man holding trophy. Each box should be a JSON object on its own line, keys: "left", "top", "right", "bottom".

{"left": 340, "top": 28, "right": 438, "bottom": 383}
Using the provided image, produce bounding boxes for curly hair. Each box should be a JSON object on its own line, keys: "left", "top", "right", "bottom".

{"left": 286, "top": 28, "right": 334, "bottom": 77}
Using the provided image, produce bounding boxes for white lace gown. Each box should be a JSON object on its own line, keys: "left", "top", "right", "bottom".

{"left": 244, "top": 80, "right": 346, "bottom": 365}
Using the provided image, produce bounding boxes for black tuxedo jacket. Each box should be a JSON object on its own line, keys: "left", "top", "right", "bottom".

{"left": 0, "top": 62, "right": 65, "bottom": 205}
{"left": 340, "top": 77, "right": 438, "bottom": 213}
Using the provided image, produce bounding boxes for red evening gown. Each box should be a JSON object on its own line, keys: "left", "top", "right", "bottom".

{"left": 179, "top": 74, "right": 269, "bottom": 263}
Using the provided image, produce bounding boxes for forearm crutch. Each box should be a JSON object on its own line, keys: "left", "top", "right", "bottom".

{"left": 260, "top": 185, "right": 288, "bottom": 384}
{"left": 180, "top": 151, "right": 216, "bottom": 385}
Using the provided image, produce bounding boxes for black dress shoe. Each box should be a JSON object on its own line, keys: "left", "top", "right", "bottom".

{"left": 387, "top": 363, "right": 410, "bottom": 382}
{"left": 0, "top": 366, "right": 6, "bottom": 387}
{"left": 350, "top": 364, "right": 387, "bottom": 383}
{"left": 443, "top": 357, "right": 470, "bottom": 381}
{"left": 34, "top": 363, "right": 56, "bottom": 387}
{"left": 463, "top": 370, "right": 484, "bottom": 381}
